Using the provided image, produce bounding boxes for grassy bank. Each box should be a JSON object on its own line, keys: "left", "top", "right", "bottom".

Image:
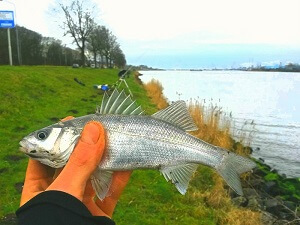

{"left": 0, "top": 66, "right": 262, "bottom": 224}
{"left": 0, "top": 66, "right": 153, "bottom": 218}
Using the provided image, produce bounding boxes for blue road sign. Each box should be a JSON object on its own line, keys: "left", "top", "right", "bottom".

{"left": 0, "top": 10, "right": 15, "bottom": 28}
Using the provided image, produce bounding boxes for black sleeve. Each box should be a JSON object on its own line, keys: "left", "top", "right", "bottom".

{"left": 16, "top": 191, "right": 115, "bottom": 225}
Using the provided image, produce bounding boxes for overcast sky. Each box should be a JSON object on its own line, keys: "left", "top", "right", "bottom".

{"left": 2, "top": 0, "right": 300, "bottom": 68}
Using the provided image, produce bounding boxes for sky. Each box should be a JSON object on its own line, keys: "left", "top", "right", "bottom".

{"left": 1, "top": 0, "right": 300, "bottom": 69}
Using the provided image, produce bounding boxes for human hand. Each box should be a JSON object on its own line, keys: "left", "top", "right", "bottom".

{"left": 20, "top": 119, "right": 105, "bottom": 205}
{"left": 20, "top": 117, "right": 131, "bottom": 218}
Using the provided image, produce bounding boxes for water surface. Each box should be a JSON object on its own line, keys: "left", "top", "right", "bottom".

{"left": 140, "top": 70, "right": 300, "bottom": 178}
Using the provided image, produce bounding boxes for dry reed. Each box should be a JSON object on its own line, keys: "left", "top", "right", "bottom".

{"left": 188, "top": 101, "right": 233, "bottom": 150}
{"left": 143, "top": 78, "right": 262, "bottom": 225}
{"left": 143, "top": 79, "right": 168, "bottom": 109}
{"left": 220, "top": 208, "right": 262, "bottom": 225}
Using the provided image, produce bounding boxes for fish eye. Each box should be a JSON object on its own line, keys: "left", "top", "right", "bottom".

{"left": 37, "top": 131, "right": 48, "bottom": 140}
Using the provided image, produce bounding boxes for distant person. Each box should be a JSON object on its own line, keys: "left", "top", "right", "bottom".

{"left": 16, "top": 120, "right": 131, "bottom": 225}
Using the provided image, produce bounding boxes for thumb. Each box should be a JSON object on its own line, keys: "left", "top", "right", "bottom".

{"left": 69, "top": 121, "right": 106, "bottom": 170}
{"left": 81, "top": 122, "right": 101, "bottom": 144}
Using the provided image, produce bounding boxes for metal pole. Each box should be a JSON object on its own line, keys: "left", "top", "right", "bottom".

{"left": 118, "top": 79, "right": 133, "bottom": 97}
{"left": 7, "top": 28, "right": 13, "bottom": 65}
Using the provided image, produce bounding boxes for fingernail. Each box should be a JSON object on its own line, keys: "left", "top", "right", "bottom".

{"left": 81, "top": 122, "right": 101, "bottom": 144}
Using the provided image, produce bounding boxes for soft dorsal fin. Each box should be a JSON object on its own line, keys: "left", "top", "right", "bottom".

{"left": 96, "top": 89, "right": 144, "bottom": 115}
{"left": 152, "top": 101, "right": 198, "bottom": 131}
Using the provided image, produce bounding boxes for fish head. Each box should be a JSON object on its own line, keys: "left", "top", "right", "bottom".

{"left": 19, "top": 122, "right": 81, "bottom": 168}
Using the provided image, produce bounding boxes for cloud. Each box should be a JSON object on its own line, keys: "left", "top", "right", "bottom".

{"left": 13, "top": 0, "right": 50, "bottom": 35}
{"left": 96, "top": 0, "right": 300, "bottom": 45}
{"left": 8, "top": 0, "right": 300, "bottom": 68}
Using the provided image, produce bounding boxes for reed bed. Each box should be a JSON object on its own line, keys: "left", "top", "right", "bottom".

{"left": 143, "top": 79, "right": 262, "bottom": 225}
{"left": 143, "top": 79, "right": 168, "bottom": 110}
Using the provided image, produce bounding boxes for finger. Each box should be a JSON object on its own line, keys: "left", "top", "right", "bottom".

{"left": 46, "top": 122, "right": 106, "bottom": 201}
{"left": 61, "top": 116, "right": 75, "bottom": 122}
{"left": 20, "top": 159, "right": 55, "bottom": 206}
{"left": 53, "top": 167, "right": 64, "bottom": 180}
{"left": 82, "top": 180, "right": 107, "bottom": 217}
{"left": 23, "top": 159, "right": 55, "bottom": 189}
{"left": 95, "top": 171, "right": 132, "bottom": 217}
{"left": 83, "top": 179, "right": 95, "bottom": 198}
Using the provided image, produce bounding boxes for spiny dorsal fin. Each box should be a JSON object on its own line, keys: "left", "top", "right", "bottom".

{"left": 108, "top": 90, "right": 127, "bottom": 114}
{"left": 152, "top": 101, "right": 198, "bottom": 131}
{"left": 130, "top": 105, "right": 144, "bottom": 115}
{"left": 103, "top": 89, "right": 120, "bottom": 114}
{"left": 97, "top": 91, "right": 110, "bottom": 114}
{"left": 97, "top": 89, "right": 144, "bottom": 115}
{"left": 160, "top": 163, "right": 198, "bottom": 195}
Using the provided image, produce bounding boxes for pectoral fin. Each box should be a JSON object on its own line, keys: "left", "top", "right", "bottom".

{"left": 160, "top": 163, "right": 198, "bottom": 195}
{"left": 91, "top": 170, "right": 113, "bottom": 200}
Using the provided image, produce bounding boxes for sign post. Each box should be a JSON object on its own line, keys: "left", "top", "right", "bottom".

{"left": 0, "top": 10, "right": 15, "bottom": 65}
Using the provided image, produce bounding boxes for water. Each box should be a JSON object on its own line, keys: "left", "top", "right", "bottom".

{"left": 140, "top": 70, "right": 300, "bottom": 178}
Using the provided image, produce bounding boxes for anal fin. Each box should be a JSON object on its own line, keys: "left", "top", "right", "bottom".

{"left": 160, "top": 163, "right": 198, "bottom": 195}
{"left": 91, "top": 169, "right": 113, "bottom": 200}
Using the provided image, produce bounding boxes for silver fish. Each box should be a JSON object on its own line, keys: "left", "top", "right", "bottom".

{"left": 19, "top": 89, "right": 256, "bottom": 199}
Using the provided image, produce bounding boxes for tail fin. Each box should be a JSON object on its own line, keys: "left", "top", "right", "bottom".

{"left": 216, "top": 151, "right": 256, "bottom": 195}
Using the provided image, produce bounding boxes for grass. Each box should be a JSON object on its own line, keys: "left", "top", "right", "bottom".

{"left": 0, "top": 66, "right": 261, "bottom": 224}
{"left": 0, "top": 66, "right": 153, "bottom": 217}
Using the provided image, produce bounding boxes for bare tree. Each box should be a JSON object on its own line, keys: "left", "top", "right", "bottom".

{"left": 59, "top": 0, "right": 95, "bottom": 67}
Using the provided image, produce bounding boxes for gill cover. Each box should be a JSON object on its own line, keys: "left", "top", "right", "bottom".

{"left": 20, "top": 124, "right": 80, "bottom": 168}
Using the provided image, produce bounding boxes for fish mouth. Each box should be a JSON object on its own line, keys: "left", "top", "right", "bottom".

{"left": 19, "top": 146, "right": 28, "bottom": 153}
{"left": 19, "top": 147, "right": 41, "bottom": 159}
{"left": 25, "top": 153, "right": 41, "bottom": 159}
{"left": 19, "top": 140, "right": 28, "bottom": 149}
{"left": 19, "top": 144, "right": 42, "bottom": 159}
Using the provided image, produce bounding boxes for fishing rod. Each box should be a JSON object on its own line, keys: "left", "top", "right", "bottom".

{"left": 96, "top": 50, "right": 149, "bottom": 97}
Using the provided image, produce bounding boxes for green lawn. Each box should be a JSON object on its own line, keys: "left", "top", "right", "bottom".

{"left": 0, "top": 66, "right": 235, "bottom": 224}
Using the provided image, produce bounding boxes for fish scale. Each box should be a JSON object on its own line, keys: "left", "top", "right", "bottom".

{"left": 19, "top": 89, "right": 256, "bottom": 200}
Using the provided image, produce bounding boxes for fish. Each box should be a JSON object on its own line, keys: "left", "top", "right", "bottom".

{"left": 19, "top": 89, "right": 256, "bottom": 199}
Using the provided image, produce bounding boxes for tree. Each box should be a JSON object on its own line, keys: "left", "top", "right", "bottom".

{"left": 95, "top": 27, "right": 118, "bottom": 68}
{"left": 0, "top": 25, "right": 83, "bottom": 66}
{"left": 41, "top": 37, "right": 52, "bottom": 65}
{"left": 18, "top": 27, "right": 43, "bottom": 65}
{"left": 47, "top": 39, "right": 63, "bottom": 65}
{"left": 0, "top": 28, "right": 9, "bottom": 64}
{"left": 111, "top": 43, "right": 126, "bottom": 68}
{"left": 97, "top": 26, "right": 111, "bottom": 68}
{"left": 87, "top": 25, "right": 102, "bottom": 67}
{"left": 59, "top": 0, "right": 95, "bottom": 67}
{"left": 87, "top": 25, "right": 122, "bottom": 68}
